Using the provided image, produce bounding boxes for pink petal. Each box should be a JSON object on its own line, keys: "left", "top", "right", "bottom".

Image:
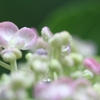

{"left": 0, "top": 35, "right": 9, "bottom": 48}
{"left": 31, "top": 28, "right": 38, "bottom": 36}
{"left": 14, "top": 39, "right": 25, "bottom": 49}
{"left": 84, "top": 58, "right": 100, "bottom": 74}
{"left": 73, "top": 78, "right": 91, "bottom": 88}
{"left": 34, "top": 78, "right": 74, "bottom": 100}
{"left": 0, "top": 21, "right": 18, "bottom": 42}
{"left": 14, "top": 27, "right": 37, "bottom": 50}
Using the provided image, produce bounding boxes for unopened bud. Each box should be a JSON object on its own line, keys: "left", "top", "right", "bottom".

{"left": 61, "top": 56, "right": 74, "bottom": 67}
{"left": 49, "top": 59, "right": 62, "bottom": 74}
{"left": 31, "top": 60, "right": 49, "bottom": 75}
{"left": 1, "top": 48, "right": 22, "bottom": 62}
{"left": 60, "top": 31, "right": 72, "bottom": 45}
{"left": 1, "top": 52, "right": 16, "bottom": 62}
{"left": 71, "top": 71, "right": 83, "bottom": 78}
{"left": 10, "top": 72, "right": 34, "bottom": 90}
{"left": 41, "top": 26, "right": 52, "bottom": 42}
{"left": 83, "top": 69, "right": 94, "bottom": 79}
{"left": 49, "top": 31, "right": 72, "bottom": 48}
{"left": 49, "top": 34, "right": 62, "bottom": 47}
{"left": 93, "top": 83, "right": 100, "bottom": 95}
{"left": 69, "top": 53, "right": 83, "bottom": 65}
{"left": 25, "top": 53, "right": 33, "bottom": 60}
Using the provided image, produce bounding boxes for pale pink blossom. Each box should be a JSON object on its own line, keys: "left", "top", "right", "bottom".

{"left": 72, "top": 79, "right": 99, "bottom": 100}
{"left": 34, "top": 78, "right": 74, "bottom": 100}
{"left": 84, "top": 58, "right": 100, "bottom": 74}
{"left": 0, "top": 21, "right": 37, "bottom": 50}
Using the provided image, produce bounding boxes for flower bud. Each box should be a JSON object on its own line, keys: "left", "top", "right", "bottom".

{"left": 1, "top": 52, "right": 16, "bottom": 62}
{"left": 41, "top": 26, "right": 52, "bottom": 42}
{"left": 83, "top": 69, "right": 94, "bottom": 79}
{"left": 61, "top": 56, "right": 74, "bottom": 67}
{"left": 60, "top": 31, "right": 72, "bottom": 45}
{"left": 25, "top": 53, "right": 33, "bottom": 60}
{"left": 93, "top": 83, "right": 100, "bottom": 95}
{"left": 49, "top": 31, "right": 72, "bottom": 48}
{"left": 10, "top": 72, "right": 34, "bottom": 90}
{"left": 70, "top": 71, "right": 83, "bottom": 79}
{"left": 31, "top": 60, "right": 49, "bottom": 75}
{"left": 1, "top": 74, "right": 10, "bottom": 84}
{"left": 69, "top": 53, "right": 83, "bottom": 65}
{"left": 11, "top": 48, "right": 22, "bottom": 59}
{"left": 83, "top": 58, "right": 100, "bottom": 74}
{"left": 1, "top": 48, "right": 22, "bottom": 62}
{"left": 49, "top": 59, "right": 62, "bottom": 74}
{"left": 49, "top": 34, "right": 62, "bottom": 47}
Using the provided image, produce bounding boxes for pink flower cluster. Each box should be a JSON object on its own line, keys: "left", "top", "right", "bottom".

{"left": 34, "top": 78, "right": 98, "bottom": 100}
{"left": 0, "top": 21, "right": 37, "bottom": 50}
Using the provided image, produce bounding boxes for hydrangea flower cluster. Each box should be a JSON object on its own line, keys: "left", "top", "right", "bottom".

{"left": 0, "top": 21, "right": 100, "bottom": 100}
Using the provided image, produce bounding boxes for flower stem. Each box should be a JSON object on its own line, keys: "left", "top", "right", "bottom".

{"left": 10, "top": 60, "right": 17, "bottom": 72}
{"left": 53, "top": 72, "right": 58, "bottom": 81}
{"left": 51, "top": 47, "right": 61, "bottom": 60}
{"left": 0, "top": 60, "right": 11, "bottom": 70}
{"left": 55, "top": 48, "right": 61, "bottom": 60}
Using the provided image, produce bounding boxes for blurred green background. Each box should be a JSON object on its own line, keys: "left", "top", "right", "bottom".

{"left": 0, "top": 0, "right": 100, "bottom": 74}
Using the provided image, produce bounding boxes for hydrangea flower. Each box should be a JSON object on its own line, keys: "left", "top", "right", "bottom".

{"left": 34, "top": 78, "right": 74, "bottom": 100}
{"left": 84, "top": 58, "right": 100, "bottom": 74}
{"left": 72, "top": 79, "right": 99, "bottom": 100}
{"left": 0, "top": 21, "right": 37, "bottom": 50}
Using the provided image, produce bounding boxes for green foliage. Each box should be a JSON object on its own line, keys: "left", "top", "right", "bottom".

{"left": 38, "top": 0, "right": 100, "bottom": 54}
